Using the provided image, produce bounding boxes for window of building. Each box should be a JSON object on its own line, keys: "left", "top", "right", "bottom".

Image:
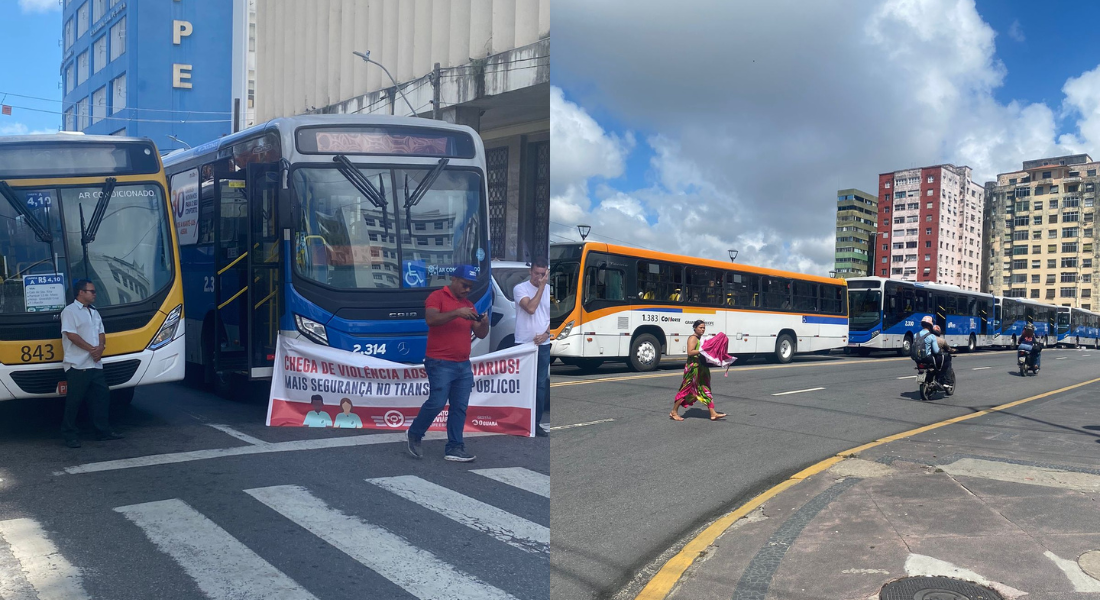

{"left": 1084, "top": 274, "right": 1093, "bottom": 284}
{"left": 1030, "top": 274, "right": 1040, "bottom": 283}
{"left": 1048, "top": 245, "right": 1057, "bottom": 253}
{"left": 64, "top": 63, "right": 75, "bottom": 94}
{"left": 1035, "top": 186, "right": 1045, "bottom": 195}
{"left": 1009, "top": 178, "right": 1017, "bottom": 185}
{"left": 926, "top": 215, "right": 932, "bottom": 222}
{"left": 1050, "top": 200, "right": 1059, "bottom": 209}
{"left": 1063, "top": 242, "right": 1079, "bottom": 253}
{"left": 1012, "top": 259, "right": 1027, "bottom": 270}
{"left": 1012, "top": 246, "right": 1028, "bottom": 255}
{"left": 112, "top": 74, "right": 126, "bottom": 113}
{"left": 110, "top": 18, "right": 126, "bottom": 61}
{"left": 1063, "top": 227, "right": 1079, "bottom": 238}
{"left": 885, "top": 182, "right": 891, "bottom": 189}
{"left": 91, "top": 86, "right": 106, "bottom": 124}
{"left": 93, "top": 35, "right": 106, "bottom": 74}
{"left": 1032, "top": 260, "right": 1041, "bottom": 269}
{"left": 64, "top": 18, "right": 75, "bottom": 50}
{"left": 1048, "top": 259, "right": 1057, "bottom": 268}
{"left": 1061, "top": 287, "right": 1077, "bottom": 298}
{"left": 76, "top": 96, "right": 89, "bottom": 130}
{"left": 1049, "top": 215, "right": 1058, "bottom": 224}
{"left": 77, "top": 2, "right": 89, "bottom": 38}
{"left": 1043, "top": 171, "right": 1052, "bottom": 179}
{"left": 64, "top": 107, "right": 74, "bottom": 132}
{"left": 93, "top": 0, "right": 105, "bottom": 23}
{"left": 925, "top": 241, "right": 932, "bottom": 248}
{"left": 1061, "top": 257, "right": 1078, "bottom": 268}
{"left": 1085, "top": 243, "right": 1094, "bottom": 252}
{"left": 77, "top": 51, "right": 88, "bottom": 85}
{"left": 1084, "top": 289, "right": 1093, "bottom": 298}
{"left": 1033, "top": 245, "right": 1042, "bottom": 254}
{"left": 1036, "top": 216, "right": 1045, "bottom": 225}
{"left": 927, "top": 189, "right": 933, "bottom": 196}
{"left": 1032, "top": 230, "right": 1042, "bottom": 240}
{"left": 1086, "top": 228, "right": 1094, "bottom": 237}
{"left": 1031, "top": 289, "right": 1040, "bottom": 298}
{"left": 1085, "top": 258, "right": 1093, "bottom": 268}
{"left": 1061, "top": 272, "right": 1078, "bottom": 283}
{"left": 1047, "top": 274, "right": 1057, "bottom": 284}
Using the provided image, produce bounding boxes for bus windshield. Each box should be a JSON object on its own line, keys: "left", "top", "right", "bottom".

{"left": 292, "top": 166, "right": 486, "bottom": 290}
{"left": 847, "top": 288, "right": 882, "bottom": 330}
{"left": 549, "top": 253, "right": 580, "bottom": 326}
{"left": 0, "top": 183, "right": 174, "bottom": 313}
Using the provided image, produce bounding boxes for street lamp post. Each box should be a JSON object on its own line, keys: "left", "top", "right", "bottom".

{"left": 166, "top": 135, "right": 191, "bottom": 150}
{"left": 352, "top": 51, "right": 420, "bottom": 118}
{"left": 577, "top": 225, "right": 591, "bottom": 241}
{"left": 728, "top": 249, "right": 738, "bottom": 262}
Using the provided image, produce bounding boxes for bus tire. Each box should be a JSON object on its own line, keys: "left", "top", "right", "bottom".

{"left": 967, "top": 334, "right": 976, "bottom": 353}
{"left": 857, "top": 347, "right": 871, "bottom": 357}
{"left": 772, "top": 333, "right": 795, "bottom": 364}
{"left": 110, "top": 387, "right": 135, "bottom": 408}
{"left": 629, "top": 334, "right": 662, "bottom": 372}
{"left": 213, "top": 371, "right": 235, "bottom": 399}
{"left": 898, "top": 334, "right": 913, "bottom": 357}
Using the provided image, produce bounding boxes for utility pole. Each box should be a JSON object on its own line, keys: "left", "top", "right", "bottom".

{"left": 431, "top": 62, "right": 441, "bottom": 120}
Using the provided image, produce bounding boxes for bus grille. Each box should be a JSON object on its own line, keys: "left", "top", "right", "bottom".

{"left": 10, "top": 360, "right": 142, "bottom": 395}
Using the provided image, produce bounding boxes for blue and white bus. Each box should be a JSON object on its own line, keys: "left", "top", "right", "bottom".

{"left": 847, "top": 277, "right": 995, "bottom": 355}
{"left": 163, "top": 115, "right": 491, "bottom": 394}
{"left": 1069, "top": 307, "right": 1100, "bottom": 348}
{"left": 992, "top": 297, "right": 1056, "bottom": 348}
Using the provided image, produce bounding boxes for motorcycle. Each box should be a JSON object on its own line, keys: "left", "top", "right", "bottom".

{"left": 916, "top": 352, "right": 955, "bottom": 401}
{"left": 1017, "top": 342, "right": 1042, "bottom": 376}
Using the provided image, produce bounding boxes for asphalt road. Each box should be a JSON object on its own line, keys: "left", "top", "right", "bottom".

{"left": 0, "top": 378, "right": 549, "bottom": 600}
{"left": 548, "top": 347, "right": 1100, "bottom": 600}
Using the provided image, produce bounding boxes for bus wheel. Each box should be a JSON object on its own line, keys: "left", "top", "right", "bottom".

{"left": 967, "top": 334, "right": 976, "bottom": 353}
{"left": 110, "top": 387, "right": 135, "bottom": 408}
{"left": 898, "top": 334, "right": 913, "bottom": 357}
{"left": 857, "top": 347, "right": 871, "bottom": 357}
{"left": 629, "top": 334, "right": 662, "bottom": 372}
{"left": 213, "top": 370, "right": 235, "bottom": 399}
{"left": 773, "top": 334, "right": 795, "bottom": 364}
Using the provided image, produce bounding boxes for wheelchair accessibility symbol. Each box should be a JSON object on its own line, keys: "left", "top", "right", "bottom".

{"left": 403, "top": 260, "right": 427, "bottom": 288}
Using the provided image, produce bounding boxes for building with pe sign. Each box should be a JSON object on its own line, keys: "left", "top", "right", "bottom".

{"left": 60, "top": 0, "right": 254, "bottom": 152}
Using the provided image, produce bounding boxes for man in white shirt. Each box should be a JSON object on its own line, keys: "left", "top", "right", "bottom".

{"left": 60, "top": 279, "right": 122, "bottom": 447}
{"left": 513, "top": 258, "right": 551, "bottom": 437}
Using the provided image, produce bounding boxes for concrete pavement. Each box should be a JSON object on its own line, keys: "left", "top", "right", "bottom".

{"left": 645, "top": 368, "right": 1100, "bottom": 599}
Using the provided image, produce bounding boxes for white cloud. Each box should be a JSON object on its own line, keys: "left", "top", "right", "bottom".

{"left": 19, "top": 0, "right": 59, "bottom": 13}
{"left": 552, "top": 0, "right": 1087, "bottom": 276}
{"left": 0, "top": 122, "right": 57, "bottom": 136}
{"left": 1008, "top": 20, "right": 1025, "bottom": 42}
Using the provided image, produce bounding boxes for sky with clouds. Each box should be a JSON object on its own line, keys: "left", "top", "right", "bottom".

{"left": 0, "top": 0, "right": 63, "bottom": 136}
{"left": 551, "top": 0, "right": 1100, "bottom": 276}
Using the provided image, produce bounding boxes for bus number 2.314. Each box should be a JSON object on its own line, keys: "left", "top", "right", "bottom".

{"left": 353, "top": 343, "right": 386, "bottom": 356}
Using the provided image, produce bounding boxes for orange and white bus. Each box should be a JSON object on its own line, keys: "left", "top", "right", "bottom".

{"left": 549, "top": 242, "right": 848, "bottom": 371}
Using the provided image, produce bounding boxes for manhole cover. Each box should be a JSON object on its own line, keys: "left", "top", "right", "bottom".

{"left": 1079, "top": 550, "right": 1100, "bottom": 580}
{"left": 881, "top": 576, "right": 1004, "bottom": 600}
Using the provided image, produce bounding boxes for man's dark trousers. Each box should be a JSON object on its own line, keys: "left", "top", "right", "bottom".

{"left": 61, "top": 368, "right": 111, "bottom": 440}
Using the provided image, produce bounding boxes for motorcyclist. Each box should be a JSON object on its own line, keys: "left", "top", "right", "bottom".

{"left": 916, "top": 315, "right": 943, "bottom": 380}
{"left": 932, "top": 324, "right": 955, "bottom": 382}
{"left": 1018, "top": 323, "right": 1042, "bottom": 372}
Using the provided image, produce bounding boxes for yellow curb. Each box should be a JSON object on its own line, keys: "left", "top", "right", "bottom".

{"left": 633, "top": 374, "right": 1100, "bottom": 600}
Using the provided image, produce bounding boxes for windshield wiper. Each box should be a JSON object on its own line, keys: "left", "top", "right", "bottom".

{"left": 0, "top": 181, "right": 52, "bottom": 243}
{"left": 402, "top": 158, "right": 449, "bottom": 237}
{"left": 78, "top": 177, "right": 116, "bottom": 278}
{"left": 333, "top": 155, "right": 389, "bottom": 230}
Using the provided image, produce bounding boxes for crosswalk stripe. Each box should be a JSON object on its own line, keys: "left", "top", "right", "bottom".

{"left": 0, "top": 518, "right": 90, "bottom": 600}
{"left": 245, "top": 485, "right": 518, "bottom": 600}
{"left": 471, "top": 468, "right": 550, "bottom": 498}
{"left": 368, "top": 476, "right": 549, "bottom": 555}
{"left": 114, "top": 499, "right": 317, "bottom": 600}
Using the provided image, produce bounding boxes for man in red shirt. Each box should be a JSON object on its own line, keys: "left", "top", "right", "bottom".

{"left": 407, "top": 265, "right": 489, "bottom": 462}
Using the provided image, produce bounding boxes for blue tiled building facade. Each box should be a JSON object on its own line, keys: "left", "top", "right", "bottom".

{"left": 61, "top": 0, "right": 233, "bottom": 153}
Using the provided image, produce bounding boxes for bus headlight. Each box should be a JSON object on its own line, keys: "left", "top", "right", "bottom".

{"left": 295, "top": 314, "right": 329, "bottom": 346}
{"left": 557, "top": 320, "right": 575, "bottom": 340}
{"left": 147, "top": 305, "right": 183, "bottom": 350}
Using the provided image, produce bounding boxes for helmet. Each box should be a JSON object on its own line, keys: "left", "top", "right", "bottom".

{"left": 1024, "top": 323, "right": 1035, "bottom": 332}
{"left": 933, "top": 325, "right": 942, "bottom": 335}
{"left": 921, "top": 315, "right": 934, "bottom": 325}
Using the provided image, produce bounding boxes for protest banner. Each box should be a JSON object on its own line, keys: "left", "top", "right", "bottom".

{"left": 266, "top": 335, "right": 537, "bottom": 437}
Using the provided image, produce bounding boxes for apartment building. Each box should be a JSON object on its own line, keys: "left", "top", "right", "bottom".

{"left": 874, "top": 165, "right": 985, "bottom": 291}
{"left": 834, "top": 188, "right": 878, "bottom": 278}
{"left": 985, "top": 154, "right": 1099, "bottom": 309}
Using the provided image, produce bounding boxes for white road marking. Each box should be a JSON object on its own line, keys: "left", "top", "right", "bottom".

{"left": 1044, "top": 550, "right": 1100, "bottom": 592}
{"left": 545, "top": 418, "right": 615, "bottom": 431}
{"left": 245, "top": 485, "right": 518, "bottom": 600}
{"left": 972, "top": 366, "right": 992, "bottom": 370}
{"left": 1056, "top": 357, "right": 1067, "bottom": 360}
{"left": 896, "top": 375, "right": 918, "bottom": 380}
{"left": 940, "top": 458, "right": 1100, "bottom": 493}
{"left": 771, "top": 387, "right": 825, "bottom": 396}
{"left": 114, "top": 499, "right": 315, "bottom": 600}
{"left": 905, "top": 554, "right": 1026, "bottom": 598}
{"left": 368, "top": 476, "right": 548, "bottom": 554}
{"left": 471, "top": 468, "right": 550, "bottom": 498}
{"left": 206, "top": 424, "right": 268, "bottom": 445}
{"left": 57, "top": 431, "right": 492, "bottom": 476}
{"left": 0, "top": 518, "right": 90, "bottom": 600}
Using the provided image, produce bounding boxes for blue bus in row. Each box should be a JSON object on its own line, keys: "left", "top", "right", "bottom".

{"left": 162, "top": 115, "right": 492, "bottom": 394}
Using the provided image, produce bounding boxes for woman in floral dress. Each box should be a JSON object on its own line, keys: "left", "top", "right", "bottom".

{"left": 670, "top": 320, "right": 727, "bottom": 421}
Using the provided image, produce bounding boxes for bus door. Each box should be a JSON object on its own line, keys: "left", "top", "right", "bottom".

{"left": 213, "top": 176, "right": 250, "bottom": 376}
{"left": 246, "top": 164, "right": 281, "bottom": 378}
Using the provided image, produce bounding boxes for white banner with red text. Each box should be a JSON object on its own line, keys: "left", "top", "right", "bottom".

{"left": 266, "top": 335, "right": 537, "bottom": 437}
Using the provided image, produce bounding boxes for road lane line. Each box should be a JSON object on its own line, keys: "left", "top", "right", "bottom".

{"left": 367, "top": 476, "right": 548, "bottom": 555}
{"left": 206, "top": 424, "right": 268, "bottom": 445}
{"left": 245, "top": 485, "right": 518, "bottom": 600}
{"left": 634, "top": 375, "right": 1100, "bottom": 600}
{"left": 57, "top": 431, "right": 496, "bottom": 476}
{"left": 115, "top": 499, "right": 315, "bottom": 600}
{"left": 0, "top": 518, "right": 89, "bottom": 600}
{"left": 771, "top": 387, "right": 824, "bottom": 396}
{"left": 545, "top": 418, "right": 615, "bottom": 431}
{"left": 973, "top": 366, "right": 992, "bottom": 370}
{"left": 1057, "top": 357, "right": 1067, "bottom": 360}
{"left": 471, "top": 468, "right": 550, "bottom": 498}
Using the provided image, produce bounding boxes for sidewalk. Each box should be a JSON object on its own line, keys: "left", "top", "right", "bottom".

{"left": 662, "top": 381, "right": 1100, "bottom": 600}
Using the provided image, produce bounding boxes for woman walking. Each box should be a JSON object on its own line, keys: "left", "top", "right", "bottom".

{"left": 671, "top": 320, "right": 727, "bottom": 421}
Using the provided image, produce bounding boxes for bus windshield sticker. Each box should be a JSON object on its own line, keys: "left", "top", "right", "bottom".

{"left": 24, "top": 191, "right": 53, "bottom": 209}
{"left": 403, "top": 260, "right": 427, "bottom": 288}
{"left": 171, "top": 169, "right": 200, "bottom": 246}
{"left": 23, "top": 274, "right": 66, "bottom": 312}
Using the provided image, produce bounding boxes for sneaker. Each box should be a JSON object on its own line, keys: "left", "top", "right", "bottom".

{"left": 406, "top": 431, "right": 423, "bottom": 459}
{"left": 64, "top": 438, "right": 81, "bottom": 448}
{"left": 96, "top": 431, "right": 124, "bottom": 441}
{"left": 444, "top": 447, "right": 476, "bottom": 462}
{"left": 535, "top": 426, "right": 549, "bottom": 438}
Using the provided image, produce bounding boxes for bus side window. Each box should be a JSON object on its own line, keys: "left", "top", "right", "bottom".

{"left": 637, "top": 261, "right": 658, "bottom": 301}
{"left": 725, "top": 272, "right": 758, "bottom": 308}
{"left": 198, "top": 197, "right": 214, "bottom": 244}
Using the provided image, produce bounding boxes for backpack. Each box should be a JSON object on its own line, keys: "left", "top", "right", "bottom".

{"left": 911, "top": 330, "right": 930, "bottom": 362}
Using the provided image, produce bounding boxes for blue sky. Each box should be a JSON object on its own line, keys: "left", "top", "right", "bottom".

{"left": 0, "top": 0, "right": 64, "bottom": 135}
{"left": 551, "top": 0, "right": 1100, "bottom": 274}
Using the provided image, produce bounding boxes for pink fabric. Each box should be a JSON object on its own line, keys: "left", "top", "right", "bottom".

{"left": 700, "top": 333, "right": 736, "bottom": 369}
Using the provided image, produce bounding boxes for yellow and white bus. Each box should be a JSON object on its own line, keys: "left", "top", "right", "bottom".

{"left": 549, "top": 242, "right": 848, "bottom": 371}
{"left": 0, "top": 135, "right": 185, "bottom": 404}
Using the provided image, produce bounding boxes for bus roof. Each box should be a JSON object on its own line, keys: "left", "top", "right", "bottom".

{"left": 562, "top": 241, "right": 843, "bottom": 286}
{"left": 0, "top": 133, "right": 154, "bottom": 146}
{"left": 845, "top": 276, "right": 994, "bottom": 299}
{"left": 163, "top": 114, "right": 482, "bottom": 169}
